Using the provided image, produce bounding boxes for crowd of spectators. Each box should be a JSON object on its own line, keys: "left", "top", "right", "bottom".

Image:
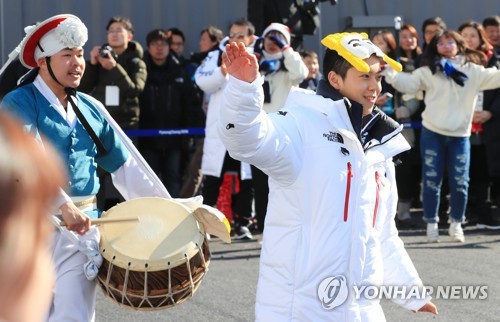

{"left": 1, "top": 14, "right": 500, "bottom": 242}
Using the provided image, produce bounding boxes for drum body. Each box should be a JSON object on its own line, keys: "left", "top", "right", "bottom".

{"left": 96, "top": 197, "right": 210, "bottom": 310}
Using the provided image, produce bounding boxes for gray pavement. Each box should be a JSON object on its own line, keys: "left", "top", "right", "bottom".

{"left": 95, "top": 220, "right": 500, "bottom": 322}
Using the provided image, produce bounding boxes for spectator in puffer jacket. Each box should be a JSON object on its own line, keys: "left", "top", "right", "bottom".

{"left": 79, "top": 16, "right": 147, "bottom": 131}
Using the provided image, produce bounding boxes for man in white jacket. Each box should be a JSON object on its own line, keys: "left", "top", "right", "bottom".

{"left": 195, "top": 19, "right": 256, "bottom": 239}
{"left": 219, "top": 33, "right": 437, "bottom": 321}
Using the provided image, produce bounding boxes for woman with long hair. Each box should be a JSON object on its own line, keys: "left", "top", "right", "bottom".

{"left": 372, "top": 30, "right": 397, "bottom": 115}
{"left": 385, "top": 30, "right": 500, "bottom": 242}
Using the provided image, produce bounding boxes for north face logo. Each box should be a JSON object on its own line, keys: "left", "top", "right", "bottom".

{"left": 323, "top": 131, "right": 344, "bottom": 143}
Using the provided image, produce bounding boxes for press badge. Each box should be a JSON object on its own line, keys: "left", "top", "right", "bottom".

{"left": 105, "top": 86, "right": 119, "bottom": 106}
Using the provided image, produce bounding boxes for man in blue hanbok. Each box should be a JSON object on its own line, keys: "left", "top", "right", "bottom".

{"left": 1, "top": 14, "right": 167, "bottom": 321}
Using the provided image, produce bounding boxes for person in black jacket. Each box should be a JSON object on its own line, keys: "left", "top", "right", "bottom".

{"left": 479, "top": 51, "right": 500, "bottom": 227}
{"left": 459, "top": 20, "right": 500, "bottom": 229}
{"left": 79, "top": 16, "right": 147, "bottom": 131}
{"left": 483, "top": 16, "right": 500, "bottom": 209}
{"left": 139, "top": 29, "right": 205, "bottom": 197}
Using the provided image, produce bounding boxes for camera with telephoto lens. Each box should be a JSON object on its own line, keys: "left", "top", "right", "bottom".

{"left": 98, "top": 45, "right": 112, "bottom": 58}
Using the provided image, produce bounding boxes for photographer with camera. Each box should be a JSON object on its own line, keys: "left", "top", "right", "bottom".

{"left": 79, "top": 16, "right": 147, "bottom": 210}
{"left": 79, "top": 16, "right": 147, "bottom": 131}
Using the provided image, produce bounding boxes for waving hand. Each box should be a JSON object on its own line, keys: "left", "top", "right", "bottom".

{"left": 222, "top": 42, "right": 259, "bottom": 83}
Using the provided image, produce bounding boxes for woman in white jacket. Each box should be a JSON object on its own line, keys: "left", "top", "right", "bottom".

{"left": 254, "top": 23, "right": 309, "bottom": 113}
{"left": 384, "top": 30, "right": 500, "bottom": 243}
{"left": 219, "top": 33, "right": 437, "bottom": 321}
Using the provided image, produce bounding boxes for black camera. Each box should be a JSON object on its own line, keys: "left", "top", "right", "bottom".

{"left": 98, "top": 45, "right": 112, "bottom": 58}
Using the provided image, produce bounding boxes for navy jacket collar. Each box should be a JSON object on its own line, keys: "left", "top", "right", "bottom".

{"left": 315, "top": 79, "right": 400, "bottom": 147}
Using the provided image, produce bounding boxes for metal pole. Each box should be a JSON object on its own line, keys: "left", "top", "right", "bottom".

{"left": 394, "top": 16, "right": 402, "bottom": 61}
{"left": 0, "top": 0, "right": 5, "bottom": 64}
{"left": 318, "top": 1, "right": 324, "bottom": 66}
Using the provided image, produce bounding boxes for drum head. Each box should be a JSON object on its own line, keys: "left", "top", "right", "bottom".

{"left": 99, "top": 197, "right": 205, "bottom": 271}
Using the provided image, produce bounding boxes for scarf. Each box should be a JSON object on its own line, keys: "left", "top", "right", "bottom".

{"left": 259, "top": 50, "right": 285, "bottom": 75}
{"left": 435, "top": 58, "right": 468, "bottom": 86}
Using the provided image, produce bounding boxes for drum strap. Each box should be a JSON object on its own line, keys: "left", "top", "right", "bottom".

{"left": 65, "top": 87, "right": 108, "bottom": 156}
{"left": 44, "top": 57, "right": 107, "bottom": 156}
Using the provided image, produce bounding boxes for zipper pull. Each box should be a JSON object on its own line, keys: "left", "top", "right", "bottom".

{"left": 373, "top": 171, "right": 380, "bottom": 228}
{"left": 344, "top": 162, "right": 353, "bottom": 222}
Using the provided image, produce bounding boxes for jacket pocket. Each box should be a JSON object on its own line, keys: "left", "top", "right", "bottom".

{"left": 344, "top": 162, "right": 353, "bottom": 222}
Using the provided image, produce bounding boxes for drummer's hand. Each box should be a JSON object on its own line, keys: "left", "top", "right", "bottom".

{"left": 59, "top": 202, "right": 91, "bottom": 235}
{"left": 222, "top": 42, "right": 259, "bottom": 83}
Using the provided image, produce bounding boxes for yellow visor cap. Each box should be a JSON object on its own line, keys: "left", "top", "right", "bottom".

{"left": 321, "top": 32, "right": 402, "bottom": 73}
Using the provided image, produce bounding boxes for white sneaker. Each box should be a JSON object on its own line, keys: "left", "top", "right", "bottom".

{"left": 449, "top": 222, "right": 465, "bottom": 242}
{"left": 233, "top": 226, "right": 253, "bottom": 240}
{"left": 426, "top": 223, "right": 440, "bottom": 243}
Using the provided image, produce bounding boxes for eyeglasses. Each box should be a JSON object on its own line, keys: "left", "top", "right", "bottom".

{"left": 229, "top": 32, "right": 246, "bottom": 39}
{"left": 437, "top": 41, "right": 457, "bottom": 48}
{"left": 107, "top": 28, "right": 127, "bottom": 34}
{"left": 170, "top": 41, "right": 184, "bottom": 47}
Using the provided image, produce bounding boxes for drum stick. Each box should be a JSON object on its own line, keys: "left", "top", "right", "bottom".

{"left": 60, "top": 217, "right": 139, "bottom": 227}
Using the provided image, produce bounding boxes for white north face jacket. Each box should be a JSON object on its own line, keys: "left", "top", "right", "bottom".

{"left": 219, "top": 76, "right": 431, "bottom": 321}
{"left": 195, "top": 39, "right": 253, "bottom": 179}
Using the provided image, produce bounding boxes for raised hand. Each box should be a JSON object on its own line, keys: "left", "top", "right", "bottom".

{"left": 268, "top": 34, "right": 288, "bottom": 50}
{"left": 89, "top": 45, "right": 116, "bottom": 70}
{"left": 222, "top": 42, "right": 259, "bottom": 83}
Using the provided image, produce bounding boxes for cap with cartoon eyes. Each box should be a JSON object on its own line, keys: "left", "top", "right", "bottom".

{"left": 321, "top": 32, "right": 402, "bottom": 73}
